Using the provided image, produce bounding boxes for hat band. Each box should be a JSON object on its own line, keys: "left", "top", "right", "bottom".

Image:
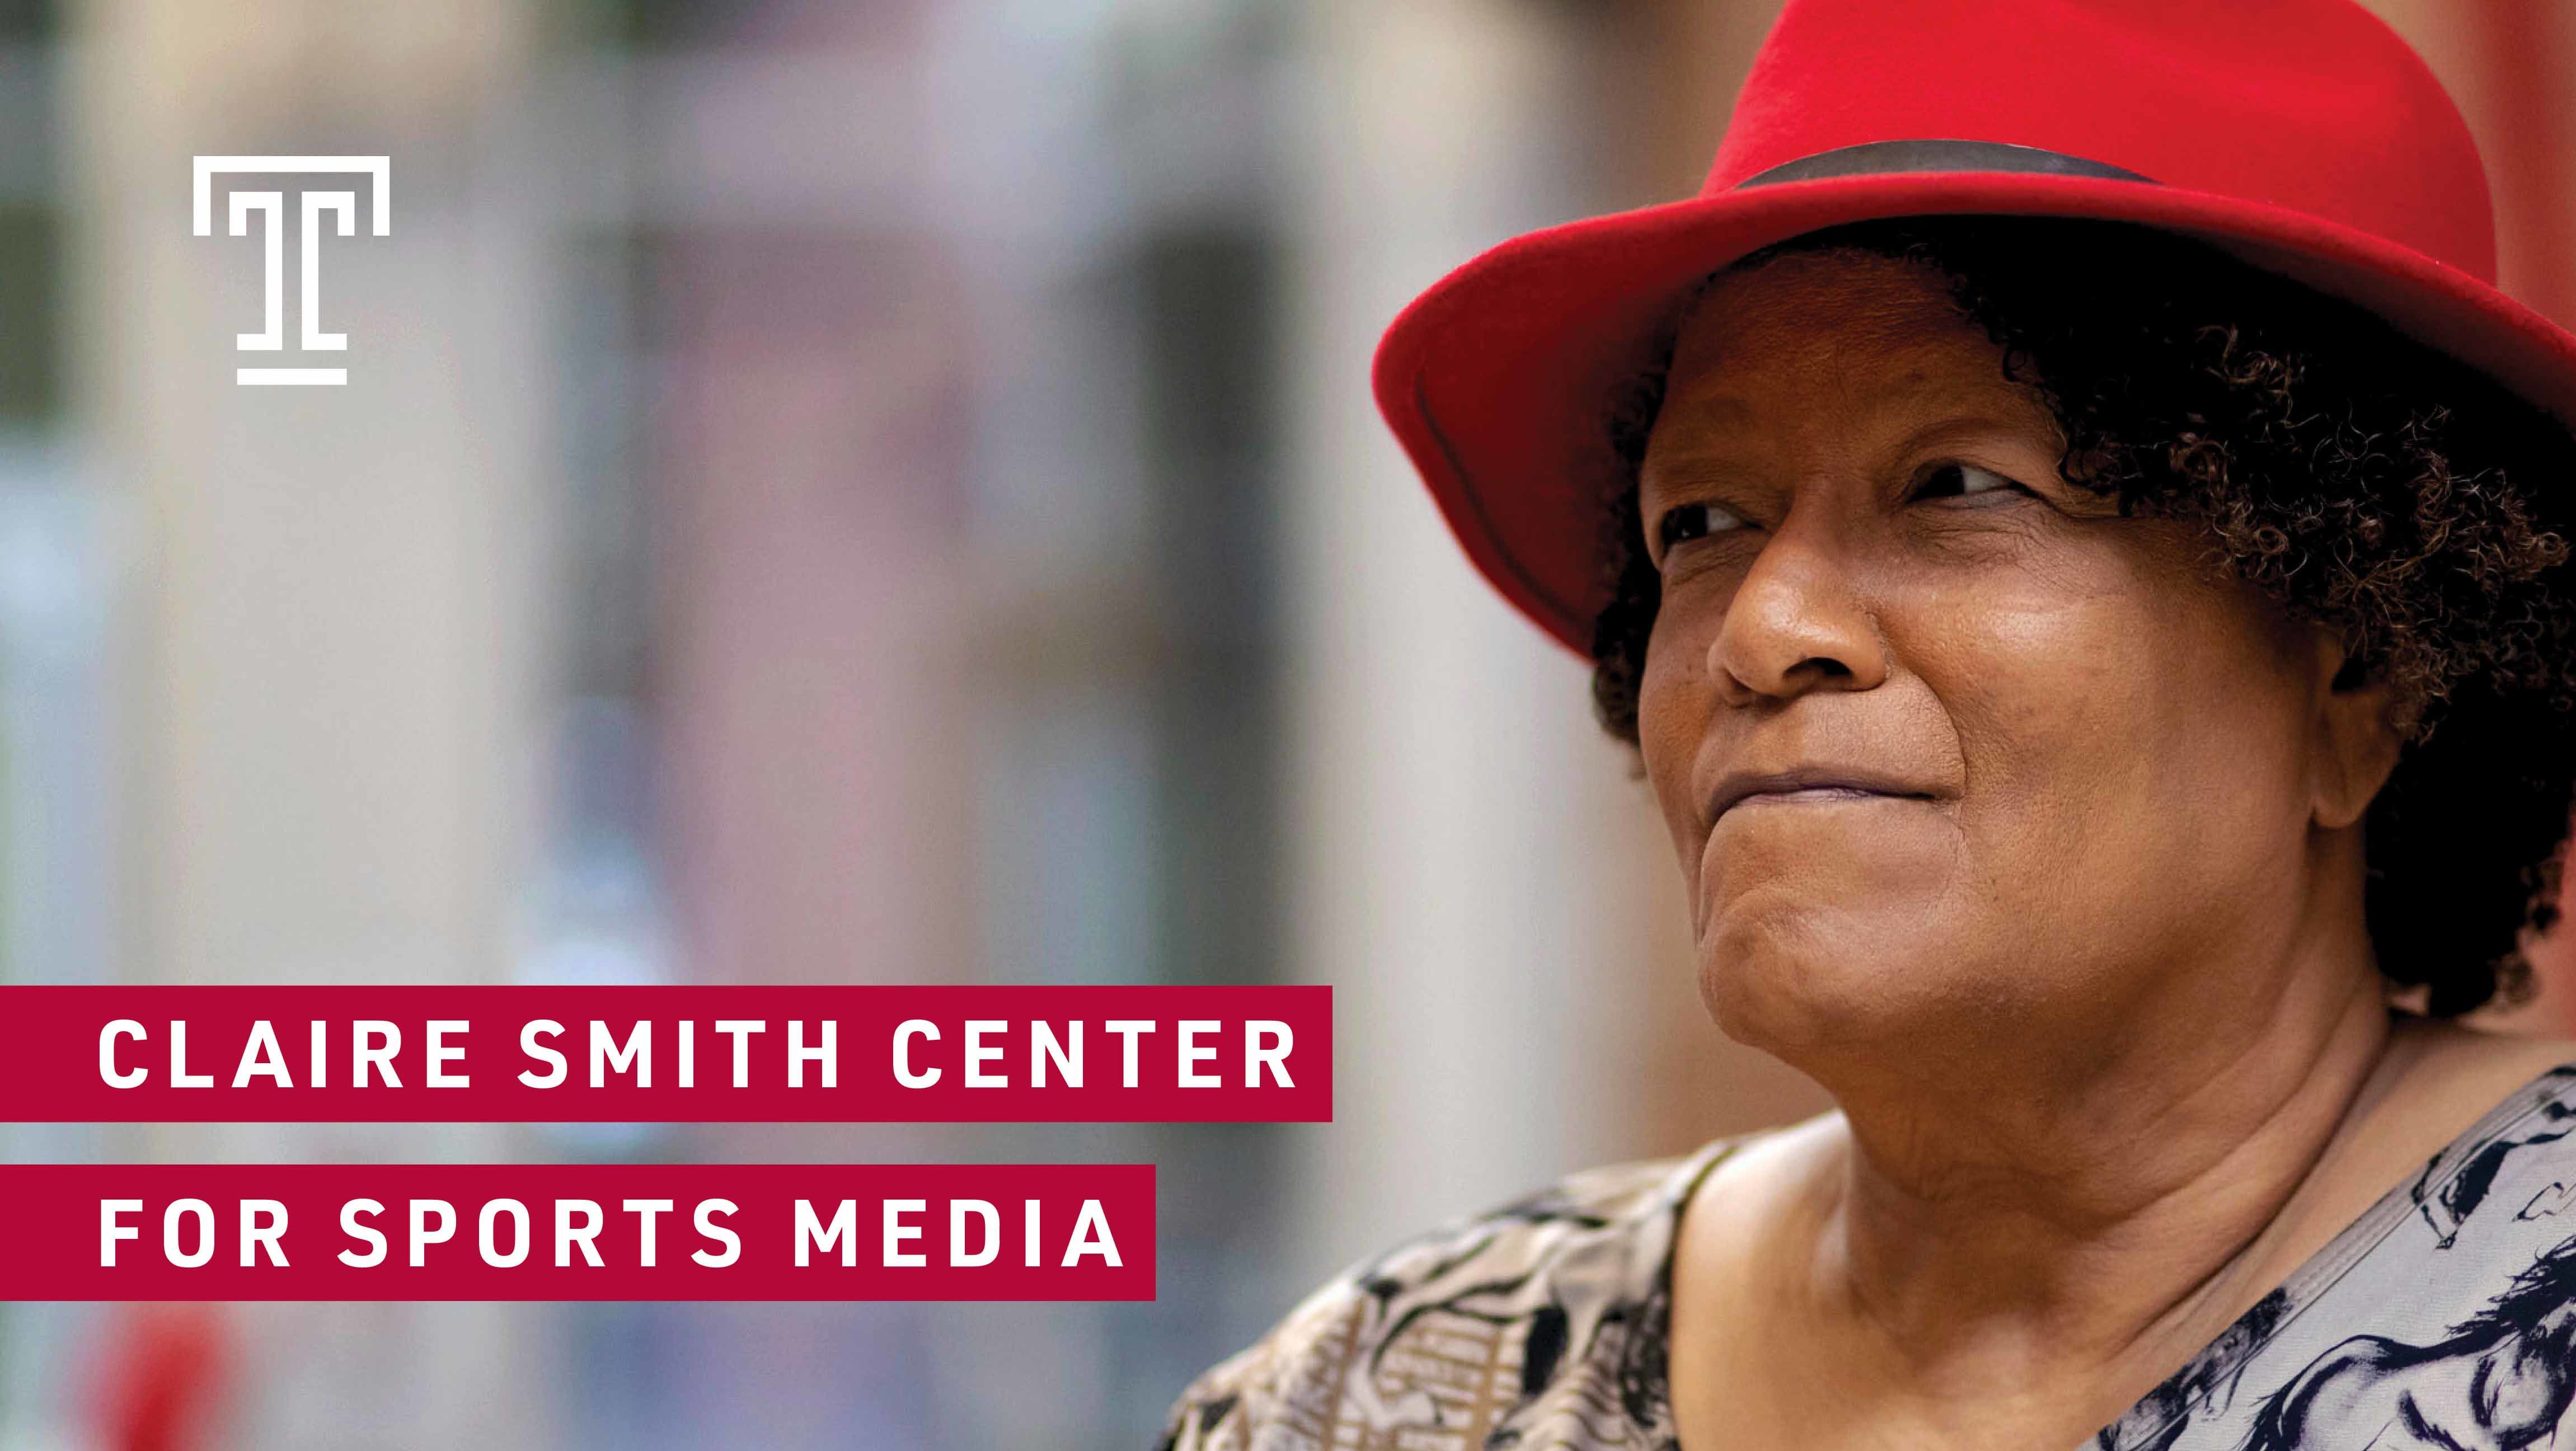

{"left": 1736, "top": 139, "right": 2155, "bottom": 189}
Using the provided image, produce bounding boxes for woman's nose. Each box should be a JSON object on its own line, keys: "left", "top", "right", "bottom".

{"left": 1707, "top": 520, "right": 1889, "bottom": 707}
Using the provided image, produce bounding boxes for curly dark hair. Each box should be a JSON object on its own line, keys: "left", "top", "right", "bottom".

{"left": 1588, "top": 217, "right": 2576, "bottom": 1017}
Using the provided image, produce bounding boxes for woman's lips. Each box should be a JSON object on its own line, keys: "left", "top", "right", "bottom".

{"left": 1706, "top": 767, "right": 1941, "bottom": 824}
{"left": 1727, "top": 785, "right": 1899, "bottom": 811}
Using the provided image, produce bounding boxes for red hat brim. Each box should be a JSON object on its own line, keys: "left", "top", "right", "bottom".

{"left": 1371, "top": 170, "right": 2576, "bottom": 656}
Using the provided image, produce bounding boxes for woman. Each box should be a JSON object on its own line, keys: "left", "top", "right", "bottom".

{"left": 1162, "top": 2, "right": 2576, "bottom": 1447}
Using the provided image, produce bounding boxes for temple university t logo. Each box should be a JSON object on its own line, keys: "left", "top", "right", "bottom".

{"left": 191, "top": 156, "right": 390, "bottom": 387}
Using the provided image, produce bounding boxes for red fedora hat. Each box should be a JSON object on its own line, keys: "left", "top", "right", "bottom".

{"left": 1373, "top": 0, "right": 2576, "bottom": 656}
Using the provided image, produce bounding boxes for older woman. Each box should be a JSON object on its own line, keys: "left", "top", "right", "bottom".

{"left": 1162, "top": 2, "right": 2576, "bottom": 1448}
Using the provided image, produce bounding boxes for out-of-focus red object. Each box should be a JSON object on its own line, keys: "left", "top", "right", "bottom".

{"left": 92, "top": 1304, "right": 227, "bottom": 1451}
{"left": 2464, "top": 0, "right": 2576, "bottom": 1032}
{"left": 2471, "top": 0, "right": 2576, "bottom": 330}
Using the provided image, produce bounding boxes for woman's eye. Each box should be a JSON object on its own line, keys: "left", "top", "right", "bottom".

{"left": 1655, "top": 501, "right": 1744, "bottom": 556}
{"left": 1913, "top": 461, "right": 2023, "bottom": 500}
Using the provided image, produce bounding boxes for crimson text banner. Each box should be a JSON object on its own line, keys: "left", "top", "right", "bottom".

{"left": 0, "top": 985, "right": 1329, "bottom": 1122}
{"left": 0, "top": 1162, "right": 1153, "bottom": 1301}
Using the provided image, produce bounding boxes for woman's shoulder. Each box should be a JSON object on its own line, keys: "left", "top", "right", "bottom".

{"left": 2103, "top": 1039, "right": 2576, "bottom": 1448}
{"left": 1155, "top": 1137, "right": 1751, "bottom": 1451}
{"left": 2333, "top": 1022, "right": 2576, "bottom": 1215}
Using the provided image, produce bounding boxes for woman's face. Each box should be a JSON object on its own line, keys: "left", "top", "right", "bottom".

{"left": 1636, "top": 251, "right": 2381, "bottom": 1069}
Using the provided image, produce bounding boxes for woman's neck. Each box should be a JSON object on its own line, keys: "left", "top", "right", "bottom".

{"left": 1816, "top": 973, "right": 2396, "bottom": 1379}
{"left": 1670, "top": 884, "right": 2575, "bottom": 1446}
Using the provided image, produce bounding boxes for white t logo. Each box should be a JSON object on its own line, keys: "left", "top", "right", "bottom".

{"left": 191, "top": 156, "right": 391, "bottom": 387}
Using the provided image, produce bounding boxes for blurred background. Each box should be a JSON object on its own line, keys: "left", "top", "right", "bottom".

{"left": 0, "top": 1, "right": 2570, "bottom": 1447}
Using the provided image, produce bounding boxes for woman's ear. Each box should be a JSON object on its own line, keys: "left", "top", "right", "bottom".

{"left": 2312, "top": 632, "right": 2402, "bottom": 832}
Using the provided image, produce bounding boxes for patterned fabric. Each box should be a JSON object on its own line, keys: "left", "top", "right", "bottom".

{"left": 1157, "top": 1064, "right": 2576, "bottom": 1451}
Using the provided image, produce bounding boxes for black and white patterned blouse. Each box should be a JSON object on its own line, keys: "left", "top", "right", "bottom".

{"left": 1158, "top": 1063, "right": 2576, "bottom": 1450}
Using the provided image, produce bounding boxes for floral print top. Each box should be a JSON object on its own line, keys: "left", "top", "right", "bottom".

{"left": 1158, "top": 1063, "right": 2576, "bottom": 1450}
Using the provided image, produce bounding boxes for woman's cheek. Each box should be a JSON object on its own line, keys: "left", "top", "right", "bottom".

{"left": 1639, "top": 597, "right": 1726, "bottom": 855}
{"left": 1925, "top": 599, "right": 2195, "bottom": 922}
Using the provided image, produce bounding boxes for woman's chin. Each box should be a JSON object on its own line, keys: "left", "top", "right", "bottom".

{"left": 1694, "top": 914, "right": 1994, "bottom": 1062}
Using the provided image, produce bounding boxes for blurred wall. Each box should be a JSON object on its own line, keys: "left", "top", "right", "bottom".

{"left": 66, "top": 0, "right": 554, "bottom": 1446}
